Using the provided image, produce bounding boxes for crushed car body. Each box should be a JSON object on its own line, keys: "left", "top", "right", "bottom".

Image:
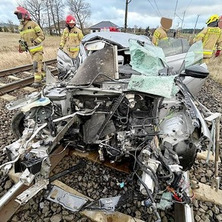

{"left": 0, "top": 32, "right": 220, "bottom": 221}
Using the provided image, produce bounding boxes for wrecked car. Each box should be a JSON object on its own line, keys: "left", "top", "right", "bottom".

{"left": 0, "top": 32, "right": 219, "bottom": 221}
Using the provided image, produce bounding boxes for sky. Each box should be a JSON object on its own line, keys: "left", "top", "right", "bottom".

{"left": 1, "top": 0, "right": 222, "bottom": 30}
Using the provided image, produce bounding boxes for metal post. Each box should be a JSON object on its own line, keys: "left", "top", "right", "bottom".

{"left": 192, "top": 15, "right": 200, "bottom": 35}
{"left": 124, "top": 0, "right": 132, "bottom": 32}
{"left": 181, "top": 11, "right": 186, "bottom": 30}
{"left": 124, "top": 0, "right": 128, "bottom": 32}
{"left": 211, "top": 115, "right": 221, "bottom": 191}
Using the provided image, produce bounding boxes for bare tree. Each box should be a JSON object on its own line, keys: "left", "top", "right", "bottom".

{"left": 48, "top": 0, "right": 58, "bottom": 34}
{"left": 67, "top": 0, "right": 91, "bottom": 34}
{"left": 17, "top": 0, "right": 45, "bottom": 28}
{"left": 49, "top": 0, "right": 65, "bottom": 35}
{"left": 18, "top": 0, "right": 64, "bottom": 35}
{"left": 45, "top": 0, "right": 52, "bottom": 35}
{"left": 8, "top": 20, "right": 15, "bottom": 33}
{"left": 48, "top": 0, "right": 64, "bottom": 35}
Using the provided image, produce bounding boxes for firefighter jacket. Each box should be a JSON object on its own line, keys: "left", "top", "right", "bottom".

{"left": 193, "top": 27, "right": 222, "bottom": 58}
{"left": 152, "top": 26, "right": 168, "bottom": 46}
{"left": 19, "top": 20, "right": 45, "bottom": 54}
{"left": 60, "top": 26, "right": 84, "bottom": 53}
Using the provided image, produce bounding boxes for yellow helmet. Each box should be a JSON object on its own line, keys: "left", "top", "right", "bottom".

{"left": 206, "top": 14, "right": 219, "bottom": 25}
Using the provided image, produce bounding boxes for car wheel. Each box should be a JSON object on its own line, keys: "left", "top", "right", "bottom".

{"left": 11, "top": 111, "right": 25, "bottom": 139}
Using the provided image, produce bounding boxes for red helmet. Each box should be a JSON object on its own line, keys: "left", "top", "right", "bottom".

{"left": 66, "top": 15, "right": 76, "bottom": 25}
{"left": 14, "top": 6, "right": 31, "bottom": 20}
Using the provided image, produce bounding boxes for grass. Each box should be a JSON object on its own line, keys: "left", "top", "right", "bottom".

{"left": 207, "top": 56, "right": 222, "bottom": 84}
{"left": 0, "top": 32, "right": 60, "bottom": 70}
{"left": 0, "top": 32, "right": 221, "bottom": 84}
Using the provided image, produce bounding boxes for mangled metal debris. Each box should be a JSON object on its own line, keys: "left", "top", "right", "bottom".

{"left": 0, "top": 32, "right": 221, "bottom": 222}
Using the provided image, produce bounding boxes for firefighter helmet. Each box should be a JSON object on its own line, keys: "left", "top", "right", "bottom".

{"left": 14, "top": 6, "right": 31, "bottom": 21}
{"left": 66, "top": 15, "right": 76, "bottom": 25}
{"left": 206, "top": 14, "right": 219, "bottom": 25}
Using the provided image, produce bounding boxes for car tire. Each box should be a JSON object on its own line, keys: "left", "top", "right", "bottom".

{"left": 11, "top": 111, "right": 25, "bottom": 139}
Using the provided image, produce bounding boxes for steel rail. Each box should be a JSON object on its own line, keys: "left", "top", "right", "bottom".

{"left": 0, "top": 69, "right": 57, "bottom": 95}
{"left": 0, "top": 59, "right": 57, "bottom": 78}
{"left": 174, "top": 171, "right": 194, "bottom": 222}
{"left": 0, "top": 146, "right": 196, "bottom": 222}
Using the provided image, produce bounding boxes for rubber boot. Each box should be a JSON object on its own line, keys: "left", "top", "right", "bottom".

{"left": 41, "top": 72, "right": 46, "bottom": 83}
{"left": 32, "top": 72, "right": 42, "bottom": 87}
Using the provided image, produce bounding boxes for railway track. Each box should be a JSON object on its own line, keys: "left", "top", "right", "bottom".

{"left": 0, "top": 145, "right": 193, "bottom": 222}
{"left": 0, "top": 59, "right": 57, "bottom": 96}
{"left": 0, "top": 59, "right": 210, "bottom": 222}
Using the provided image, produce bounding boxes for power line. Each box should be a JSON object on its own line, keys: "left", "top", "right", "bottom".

{"left": 153, "top": 0, "right": 162, "bottom": 17}
{"left": 174, "top": 0, "right": 178, "bottom": 19}
{"left": 184, "top": 0, "right": 193, "bottom": 12}
{"left": 147, "top": 0, "right": 161, "bottom": 17}
{"left": 174, "top": 0, "right": 193, "bottom": 28}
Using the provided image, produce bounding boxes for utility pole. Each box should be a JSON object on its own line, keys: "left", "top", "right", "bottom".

{"left": 124, "top": 0, "right": 132, "bottom": 32}
{"left": 174, "top": 0, "right": 178, "bottom": 19}
{"left": 181, "top": 11, "right": 186, "bottom": 30}
{"left": 193, "top": 15, "right": 200, "bottom": 35}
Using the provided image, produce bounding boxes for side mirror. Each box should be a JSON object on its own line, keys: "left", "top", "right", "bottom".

{"left": 181, "top": 65, "right": 209, "bottom": 79}
{"left": 84, "top": 40, "right": 105, "bottom": 51}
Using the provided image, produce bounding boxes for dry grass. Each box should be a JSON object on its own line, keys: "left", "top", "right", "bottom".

{"left": 0, "top": 32, "right": 60, "bottom": 70}
{"left": 207, "top": 56, "right": 222, "bottom": 84}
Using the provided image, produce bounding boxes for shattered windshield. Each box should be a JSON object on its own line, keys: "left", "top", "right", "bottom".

{"left": 129, "top": 39, "right": 166, "bottom": 76}
{"left": 128, "top": 40, "right": 204, "bottom": 98}
{"left": 129, "top": 39, "right": 203, "bottom": 76}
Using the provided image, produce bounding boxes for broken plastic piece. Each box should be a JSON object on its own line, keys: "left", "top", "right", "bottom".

{"left": 47, "top": 185, "right": 88, "bottom": 212}
{"left": 118, "top": 182, "right": 125, "bottom": 188}
{"left": 85, "top": 196, "right": 121, "bottom": 211}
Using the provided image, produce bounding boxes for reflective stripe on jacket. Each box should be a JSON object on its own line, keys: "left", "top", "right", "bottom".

{"left": 28, "top": 44, "right": 43, "bottom": 53}
{"left": 193, "top": 27, "right": 222, "bottom": 58}
{"left": 152, "top": 27, "right": 168, "bottom": 46}
{"left": 60, "top": 26, "right": 84, "bottom": 52}
{"left": 19, "top": 20, "right": 45, "bottom": 53}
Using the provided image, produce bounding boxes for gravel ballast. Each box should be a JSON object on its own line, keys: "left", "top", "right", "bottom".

{"left": 0, "top": 77, "right": 221, "bottom": 222}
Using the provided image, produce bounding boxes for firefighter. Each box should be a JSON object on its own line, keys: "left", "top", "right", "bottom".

{"left": 193, "top": 14, "right": 222, "bottom": 63}
{"left": 14, "top": 6, "right": 45, "bottom": 87}
{"left": 215, "top": 15, "right": 222, "bottom": 57}
{"left": 59, "top": 15, "right": 84, "bottom": 59}
{"left": 152, "top": 17, "right": 172, "bottom": 46}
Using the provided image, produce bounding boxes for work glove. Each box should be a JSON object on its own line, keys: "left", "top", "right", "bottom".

{"left": 215, "top": 50, "right": 221, "bottom": 57}
{"left": 18, "top": 45, "right": 23, "bottom": 53}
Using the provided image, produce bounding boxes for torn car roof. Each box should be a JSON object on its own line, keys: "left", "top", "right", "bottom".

{"left": 82, "top": 32, "right": 152, "bottom": 48}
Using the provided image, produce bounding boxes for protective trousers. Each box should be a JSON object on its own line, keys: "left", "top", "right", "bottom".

{"left": 68, "top": 51, "right": 79, "bottom": 59}
{"left": 30, "top": 51, "right": 44, "bottom": 83}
